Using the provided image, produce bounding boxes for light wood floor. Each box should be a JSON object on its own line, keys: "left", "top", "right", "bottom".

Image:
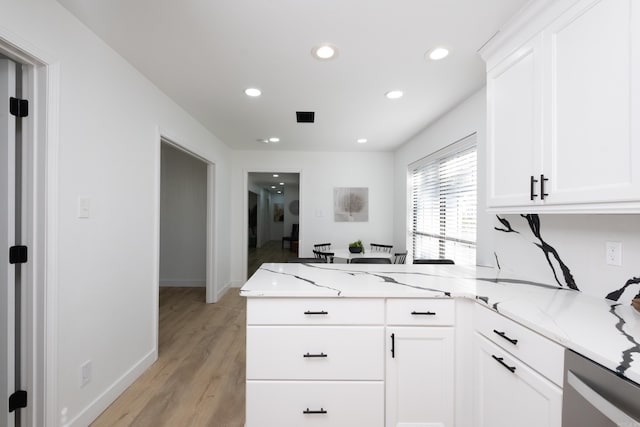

{"left": 91, "top": 287, "right": 246, "bottom": 427}
{"left": 247, "top": 239, "right": 294, "bottom": 278}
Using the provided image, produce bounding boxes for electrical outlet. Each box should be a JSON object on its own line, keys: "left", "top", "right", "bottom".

{"left": 606, "top": 241, "right": 622, "bottom": 266}
{"left": 81, "top": 360, "right": 92, "bottom": 387}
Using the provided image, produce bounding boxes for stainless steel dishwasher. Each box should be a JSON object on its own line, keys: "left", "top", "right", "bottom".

{"left": 563, "top": 349, "right": 640, "bottom": 427}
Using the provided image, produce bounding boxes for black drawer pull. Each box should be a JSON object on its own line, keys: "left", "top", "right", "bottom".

{"left": 411, "top": 311, "right": 436, "bottom": 316}
{"left": 530, "top": 175, "right": 538, "bottom": 200}
{"left": 492, "top": 355, "right": 516, "bottom": 373}
{"left": 391, "top": 333, "right": 395, "bottom": 358}
{"left": 303, "top": 352, "right": 327, "bottom": 358}
{"left": 303, "top": 408, "right": 327, "bottom": 414}
{"left": 540, "top": 174, "right": 549, "bottom": 200}
{"left": 493, "top": 329, "right": 518, "bottom": 345}
{"left": 304, "top": 310, "right": 328, "bottom": 315}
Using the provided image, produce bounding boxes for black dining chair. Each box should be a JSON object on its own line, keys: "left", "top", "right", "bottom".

{"left": 313, "top": 250, "right": 334, "bottom": 263}
{"left": 288, "top": 257, "right": 325, "bottom": 263}
{"left": 393, "top": 252, "right": 407, "bottom": 264}
{"left": 350, "top": 257, "right": 392, "bottom": 264}
{"left": 282, "top": 224, "right": 299, "bottom": 249}
{"left": 313, "top": 243, "right": 331, "bottom": 252}
{"left": 413, "top": 259, "right": 455, "bottom": 264}
{"left": 370, "top": 243, "right": 393, "bottom": 253}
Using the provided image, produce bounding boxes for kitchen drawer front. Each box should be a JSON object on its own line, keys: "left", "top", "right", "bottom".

{"left": 246, "top": 380, "right": 384, "bottom": 427}
{"left": 474, "top": 304, "right": 564, "bottom": 386}
{"left": 247, "top": 298, "right": 384, "bottom": 325}
{"left": 386, "top": 298, "right": 455, "bottom": 326}
{"left": 247, "top": 326, "right": 384, "bottom": 380}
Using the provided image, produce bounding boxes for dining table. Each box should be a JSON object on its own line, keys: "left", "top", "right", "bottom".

{"left": 330, "top": 249, "right": 395, "bottom": 263}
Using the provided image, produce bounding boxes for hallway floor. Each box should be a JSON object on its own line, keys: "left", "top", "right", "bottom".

{"left": 247, "top": 239, "right": 295, "bottom": 278}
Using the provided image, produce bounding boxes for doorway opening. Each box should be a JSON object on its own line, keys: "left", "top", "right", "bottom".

{"left": 246, "top": 172, "right": 300, "bottom": 278}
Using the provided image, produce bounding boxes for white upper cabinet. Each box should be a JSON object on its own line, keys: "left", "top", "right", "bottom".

{"left": 483, "top": 0, "right": 640, "bottom": 212}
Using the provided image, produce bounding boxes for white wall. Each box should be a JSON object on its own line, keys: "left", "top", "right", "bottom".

{"left": 393, "top": 89, "right": 493, "bottom": 266}
{"left": 160, "top": 144, "right": 207, "bottom": 287}
{"left": 0, "top": 1, "right": 232, "bottom": 425}
{"left": 231, "top": 150, "right": 395, "bottom": 283}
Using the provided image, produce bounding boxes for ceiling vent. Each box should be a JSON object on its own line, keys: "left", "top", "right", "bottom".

{"left": 296, "top": 111, "right": 315, "bottom": 123}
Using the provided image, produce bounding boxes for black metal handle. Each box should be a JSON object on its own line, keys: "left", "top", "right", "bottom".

{"left": 540, "top": 174, "right": 549, "bottom": 200}
{"left": 304, "top": 310, "right": 328, "bottom": 315}
{"left": 303, "top": 408, "right": 327, "bottom": 414}
{"left": 303, "top": 352, "right": 327, "bottom": 358}
{"left": 411, "top": 311, "right": 436, "bottom": 316}
{"left": 530, "top": 176, "right": 539, "bottom": 200}
{"left": 492, "top": 355, "right": 516, "bottom": 373}
{"left": 493, "top": 329, "right": 518, "bottom": 345}
{"left": 391, "top": 333, "right": 395, "bottom": 358}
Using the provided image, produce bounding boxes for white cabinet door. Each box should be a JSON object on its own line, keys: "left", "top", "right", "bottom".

{"left": 543, "top": 0, "right": 640, "bottom": 206}
{"left": 474, "top": 334, "right": 562, "bottom": 427}
{"left": 386, "top": 327, "right": 455, "bottom": 427}
{"left": 486, "top": 35, "right": 543, "bottom": 208}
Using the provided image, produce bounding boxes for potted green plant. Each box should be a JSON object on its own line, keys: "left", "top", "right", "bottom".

{"left": 348, "top": 240, "right": 364, "bottom": 254}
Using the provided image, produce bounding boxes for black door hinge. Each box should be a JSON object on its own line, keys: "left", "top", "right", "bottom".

{"left": 9, "top": 246, "right": 28, "bottom": 264}
{"left": 9, "top": 390, "right": 27, "bottom": 412}
{"left": 9, "top": 97, "right": 28, "bottom": 118}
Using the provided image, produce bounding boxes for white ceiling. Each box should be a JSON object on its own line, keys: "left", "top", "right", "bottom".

{"left": 57, "top": 0, "right": 528, "bottom": 152}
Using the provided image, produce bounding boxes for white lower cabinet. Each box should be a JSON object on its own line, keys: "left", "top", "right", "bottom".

{"left": 474, "top": 334, "right": 562, "bottom": 427}
{"left": 386, "top": 327, "right": 455, "bottom": 427}
{"left": 246, "top": 380, "right": 384, "bottom": 427}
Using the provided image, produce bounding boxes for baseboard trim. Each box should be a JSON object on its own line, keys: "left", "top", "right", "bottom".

{"left": 216, "top": 282, "right": 232, "bottom": 301}
{"left": 65, "top": 349, "right": 157, "bottom": 427}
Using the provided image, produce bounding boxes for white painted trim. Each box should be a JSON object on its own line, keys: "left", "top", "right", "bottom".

{"left": 216, "top": 282, "right": 232, "bottom": 301}
{"left": 159, "top": 280, "right": 206, "bottom": 287}
{"left": 206, "top": 163, "right": 217, "bottom": 303}
{"left": 0, "top": 29, "right": 60, "bottom": 427}
{"left": 64, "top": 349, "right": 157, "bottom": 427}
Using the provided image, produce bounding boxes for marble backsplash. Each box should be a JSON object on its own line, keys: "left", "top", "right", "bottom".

{"left": 493, "top": 214, "right": 640, "bottom": 304}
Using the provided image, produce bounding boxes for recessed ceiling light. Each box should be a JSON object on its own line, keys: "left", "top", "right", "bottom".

{"left": 245, "top": 87, "right": 262, "bottom": 97}
{"left": 273, "top": 174, "right": 279, "bottom": 177}
{"left": 428, "top": 47, "right": 449, "bottom": 61}
{"left": 385, "top": 90, "right": 403, "bottom": 99}
{"left": 271, "top": 186, "right": 276, "bottom": 189}
{"left": 312, "top": 44, "right": 338, "bottom": 60}
{"left": 269, "top": 137, "right": 280, "bottom": 143}
{"left": 279, "top": 182, "right": 285, "bottom": 185}
{"left": 357, "top": 138, "right": 368, "bottom": 144}
{"left": 277, "top": 191, "right": 282, "bottom": 194}
{"left": 256, "top": 138, "right": 269, "bottom": 144}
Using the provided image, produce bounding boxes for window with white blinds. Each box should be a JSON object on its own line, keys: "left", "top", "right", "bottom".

{"left": 410, "top": 135, "right": 477, "bottom": 265}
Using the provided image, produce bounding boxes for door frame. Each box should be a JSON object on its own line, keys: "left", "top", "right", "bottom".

{"left": 242, "top": 169, "right": 302, "bottom": 280}
{"left": 154, "top": 133, "right": 217, "bottom": 302}
{"left": 0, "top": 33, "right": 61, "bottom": 426}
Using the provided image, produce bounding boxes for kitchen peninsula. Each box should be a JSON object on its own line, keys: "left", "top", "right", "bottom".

{"left": 241, "top": 263, "right": 640, "bottom": 427}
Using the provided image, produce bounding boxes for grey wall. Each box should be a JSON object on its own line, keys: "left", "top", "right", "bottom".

{"left": 160, "top": 143, "right": 207, "bottom": 286}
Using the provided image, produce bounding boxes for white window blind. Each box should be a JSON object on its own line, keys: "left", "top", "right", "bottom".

{"left": 410, "top": 135, "right": 477, "bottom": 265}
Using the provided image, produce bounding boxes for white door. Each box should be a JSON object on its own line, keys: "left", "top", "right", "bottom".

{"left": 386, "top": 327, "right": 455, "bottom": 427}
{"left": 0, "top": 57, "right": 17, "bottom": 427}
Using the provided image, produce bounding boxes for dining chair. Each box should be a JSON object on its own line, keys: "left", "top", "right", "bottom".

{"left": 370, "top": 243, "right": 393, "bottom": 253}
{"left": 350, "top": 257, "right": 392, "bottom": 264}
{"left": 413, "top": 259, "right": 455, "bottom": 264}
{"left": 288, "top": 257, "right": 325, "bottom": 263}
{"left": 282, "top": 223, "right": 299, "bottom": 249}
{"left": 313, "top": 250, "right": 334, "bottom": 263}
{"left": 313, "top": 243, "right": 332, "bottom": 252}
{"left": 393, "top": 252, "right": 408, "bottom": 264}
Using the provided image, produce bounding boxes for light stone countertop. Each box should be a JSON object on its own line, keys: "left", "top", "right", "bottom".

{"left": 240, "top": 262, "right": 640, "bottom": 386}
